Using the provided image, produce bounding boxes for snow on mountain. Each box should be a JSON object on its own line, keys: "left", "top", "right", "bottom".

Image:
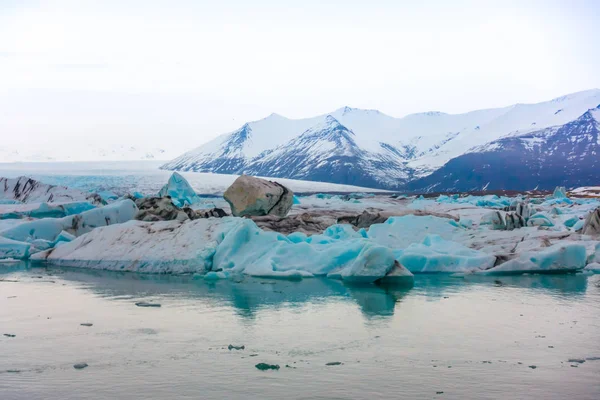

{"left": 406, "top": 106, "right": 600, "bottom": 193}
{"left": 242, "top": 115, "right": 409, "bottom": 189}
{"left": 163, "top": 89, "right": 600, "bottom": 190}
{"left": 407, "top": 89, "right": 600, "bottom": 176}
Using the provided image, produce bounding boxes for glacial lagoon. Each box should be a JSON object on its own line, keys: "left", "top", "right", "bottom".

{"left": 1, "top": 263, "right": 599, "bottom": 400}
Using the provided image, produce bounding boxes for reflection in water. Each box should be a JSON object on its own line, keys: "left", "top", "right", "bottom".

{"left": 1, "top": 262, "right": 594, "bottom": 320}
{"left": 2, "top": 261, "right": 600, "bottom": 400}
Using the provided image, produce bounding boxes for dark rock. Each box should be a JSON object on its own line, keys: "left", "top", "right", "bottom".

{"left": 194, "top": 208, "right": 228, "bottom": 219}
{"left": 325, "top": 362, "right": 343, "bottom": 366}
{"left": 134, "top": 197, "right": 190, "bottom": 222}
{"left": 255, "top": 363, "right": 280, "bottom": 371}
{"left": 337, "top": 210, "right": 388, "bottom": 228}
{"left": 80, "top": 323, "right": 93, "bottom": 327}
{"left": 3, "top": 334, "right": 16, "bottom": 338}
{"left": 73, "top": 363, "right": 88, "bottom": 369}
{"left": 135, "top": 302, "right": 161, "bottom": 308}
{"left": 228, "top": 344, "right": 245, "bottom": 351}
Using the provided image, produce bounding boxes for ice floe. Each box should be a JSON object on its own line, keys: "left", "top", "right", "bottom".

{"left": 5, "top": 174, "right": 600, "bottom": 282}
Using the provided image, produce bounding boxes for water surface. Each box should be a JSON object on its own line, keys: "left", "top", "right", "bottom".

{"left": 1, "top": 264, "right": 599, "bottom": 399}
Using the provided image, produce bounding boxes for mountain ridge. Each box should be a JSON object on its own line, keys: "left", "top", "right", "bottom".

{"left": 162, "top": 89, "right": 600, "bottom": 190}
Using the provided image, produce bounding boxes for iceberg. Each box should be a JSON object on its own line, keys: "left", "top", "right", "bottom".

{"left": 366, "top": 215, "right": 463, "bottom": 249}
{"left": 395, "top": 235, "right": 496, "bottom": 273}
{"left": 0, "top": 201, "right": 96, "bottom": 220}
{"left": 0, "top": 176, "right": 99, "bottom": 204}
{"left": 480, "top": 211, "right": 525, "bottom": 230}
{"left": 34, "top": 216, "right": 413, "bottom": 284}
{"left": 0, "top": 199, "right": 137, "bottom": 243}
{"left": 0, "top": 236, "right": 31, "bottom": 259}
{"left": 480, "top": 243, "right": 587, "bottom": 275}
{"left": 157, "top": 172, "right": 200, "bottom": 208}
{"left": 526, "top": 212, "right": 554, "bottom": 227}
{"left": 552, "top": 186, "right": 567, "bottom": 199}
{"left": 583, "top": 262, "right": 600, "bottom": 273}
{"left": 212, "top": 219, "right": 407, "bottom": 282}
{"left": 31, "top": 218, "right": 243, "bottom": 273}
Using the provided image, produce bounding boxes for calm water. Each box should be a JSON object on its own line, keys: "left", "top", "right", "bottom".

{"left": 1, "top": 264, "right": 600, "bottom": 400}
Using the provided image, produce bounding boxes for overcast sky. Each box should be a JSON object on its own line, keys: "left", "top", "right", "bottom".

{"left": 1, "top": 0, "right": 599, "bottom": 157}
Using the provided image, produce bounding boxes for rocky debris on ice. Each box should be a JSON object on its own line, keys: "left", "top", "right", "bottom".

{"left": 252, "top": 213, "right": 336, "bottom": 235}
{"left": 157, "top": 172, "right": 200, "bottom": 208}
{"left": 481, "top": 210, "right": 528, "bottom": 230}
{"left": 569, "top": 186, "right": 600, "bottom": 198}
{"left": 336, "top": 209, "right": 458, "bottom": 229}
{"left": 224, "top": 175, "right": 293, "bottom": 218}
{"left": 505, "top": 201, "right": 536, "bottom": 220}
{"left": 196, "top": 208, "right": 228, "bottom": 218}
{"left": 134, "top": 197, "right": 193, "bottom": 222}
{"left": 134, "top": 196, "right": 227, "bottom": 222}
{"left": 0, "top": 176, "right": 101, "bottom": 205}
{"left": 337, "top": 210, "right": 389, "bottom": 228}
{"left": 582, "top": 207, "right": 600, "bottom": 235}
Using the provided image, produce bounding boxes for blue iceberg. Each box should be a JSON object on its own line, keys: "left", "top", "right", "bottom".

{"left": 157, "top": 172, "right": 200, "bottom": 208}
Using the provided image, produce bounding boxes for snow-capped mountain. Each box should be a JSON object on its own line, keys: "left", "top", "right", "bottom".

{"left": 406, "top": 106, "right": 600, "bottom": 192}
{"left": 162, "top": 89, "right": 600, "bottom": 190}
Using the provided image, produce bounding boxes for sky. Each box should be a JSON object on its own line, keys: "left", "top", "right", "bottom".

{"left": 1, "top": 0, "right": 599, "bottom": 160}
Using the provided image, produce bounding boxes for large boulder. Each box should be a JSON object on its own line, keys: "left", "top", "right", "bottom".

{"left": 224, "top": 175, "right": 293, "bottom": 217}
{"left": 582, "top": 207, "right": 600, "bottom": 235}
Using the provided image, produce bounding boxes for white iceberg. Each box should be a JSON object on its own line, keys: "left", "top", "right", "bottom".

{"left": 480, "top": 243, "right": 587, "bottom": 275}
{"left": 0, "top": 176, "right": 98, "bottom": 204}
{"left": 31, "top": 218, "right": 243, "bottom": 274}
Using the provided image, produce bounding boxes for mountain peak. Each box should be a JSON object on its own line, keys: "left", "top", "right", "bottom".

{"left": 334, "top": 106, "right": 382, "bottom": 116}
{"left": 324, "top": 114, "right": 341, "bottom": 124}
